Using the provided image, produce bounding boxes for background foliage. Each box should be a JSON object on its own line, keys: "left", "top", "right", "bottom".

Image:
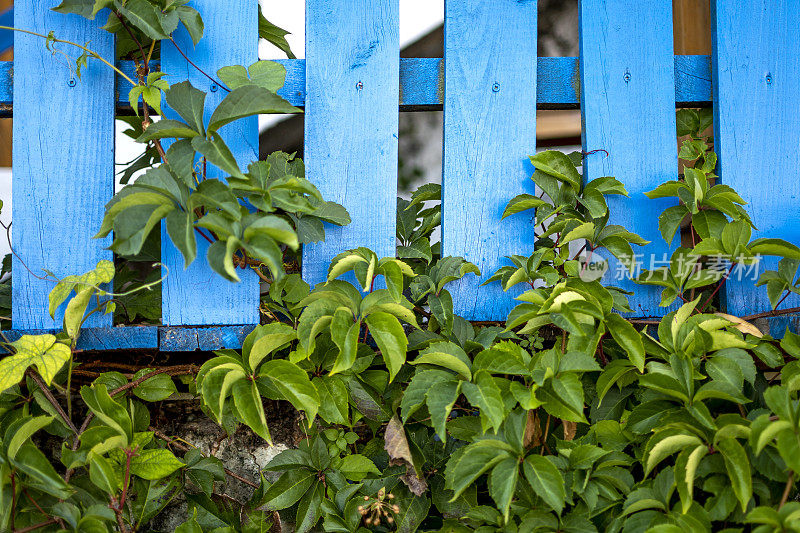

{"left": 2, "top": 3, "right": 800, "bottom": 533}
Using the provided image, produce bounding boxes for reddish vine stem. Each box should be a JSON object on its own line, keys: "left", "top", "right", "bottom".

{"left": 119, "top": 450, "right": 134, "bottom": 510}
{"left": 698, "top": 263, "right": 735, "bottom": 313}
{"left": 13, "top": 520, "right": 58, "bottom": 533}
{"left": 169, "top": 37, "right": 229, "bottom": 92}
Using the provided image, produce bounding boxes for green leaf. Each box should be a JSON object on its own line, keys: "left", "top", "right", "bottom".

{"left": 88, "top": 452, "right": 121, "bottom": 495}
{"left": 364, "top": 311, "right": 408, "bottom": 382}
{"left": 232, "top": 378, "right": 271, "bottom": 443}
{"left": 12, "top": 444, "right": 73, "bottom": 499}
{"left": 529, "top": 151, "right": 582, "bottom": 192}
{"left": 208, "top": 86, "right": 299, "bottom": 133}
{"left": 313, "top": 376, "right": 349, "bottom": 425}
{"left": 716, "top": 437, "right": 752, "bottom": 512}
{"left": 175, "top": 510, "right": 203, "bottom": 533}
{"left": 537, "top": 373, "right": 587, "bottom": 423}
{"left": 605, "top": 313, "right": 645, "bottom": 372}
{"left": 165, "top": 81, "right": 206, "bottom": 136}
{"left": 116, "top": 0, "right": 170, "bottom": 40}
{"left": 338, "top": 454, "right": 380, "bottom": 481}
{"left": 644, "top": 430, "right": 702, "bottom": 475}
{"left": 138, "top": 119, "right": 199, "bottom": 142}
{"left": 6, "top": 415, "right": 54, "bottom": 460}
{"left": 192, "top": 134, "right": 245, "bottom": 180}
{"left": 523, "top": 455, "right": 566, "bottom": 515}
{"left": 166, "top": 210, "right": 198, "bottom": 269}
{"left": 675, "top": 444, "right": 708, "bottom": 513}
{"left": 132, "top": 369, "right": 177, "bottom": 402}
{"left": 395, "top": 494, "right": 431, "bottom": 533}
{"left": 176, "top": 6, "right": 204, "bottom": 46}
{"left": 258, "top": 6, "right": 296, "bottom": 59}
{"left": 426, "top": 377, "right": 461, "bottom": 442}
{"left": 264, "top": 469, "right": 315, "bottom": 510}
{"left": 412, "top": 344, "right": 472, "bottom": 381}
{"left": 659, "top": 205, "right": 689, "bottom": 245}
{"left": 129, "top": 449, "right": 185, "bottom": 480}
{"left": 295, "top": 481, "right": 324, "bottom": 533}
{"left": 0, "top": 335, "right": 71, "bottom": 393}
{"left": 80, "top": 384, "right": 133, "bottom": 443}
{"left": 461, "top": 371, "right": 506, "bottom": 433}
{"left": 218, "top": 61, "right": 287, "bottom": 92}
{"left": 247, "top": 323, "right": 297, "bottom": 372}
{"left": 749, "top": 238, "right": 800, "bottom": 260}
{"left": 502, "top": 194, "right": 547, "bottom": 219}
{"left": 446, "top": 441, "right": 510, "bottom": 499}
{"left": 207, "top": 236, "right": 241, "bottom": 282}
{"left": 259, "top": 360, "right": 320, "bottom": 425}
{"left": 489, "top": 457, "right": 519, "bottom": 522}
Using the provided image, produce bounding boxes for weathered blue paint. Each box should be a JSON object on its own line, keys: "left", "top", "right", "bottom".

{"left": 159, "top": 325, "right": 255, "bottom": 352}
{"left": 0, "top": 7, "right": 13, "bottom": 53}
{"left": 12, "top": 4, "right": 115, "bottom": 329}
{"left": 301, "top": 0, "right": 400, "bottom": 287}
{"left": 579, "top": 0, "right": 679, "bottom": 317}
{"left": 1, "top": 325, "right": 257, "bottom": 352}
{"left": 0, "top": 56, "right": 714, "bottom": 116}
{"left": 1, "top": 327, "right": 158, "bottom": 352}
{"left": 712, "top": 0, "right": 800, "bottom": 319}
{"left": 442, "top": 0, "right": 538, "bottom": 321}
{"left": 159, "top": 0, "right": 259, "bottom": 326}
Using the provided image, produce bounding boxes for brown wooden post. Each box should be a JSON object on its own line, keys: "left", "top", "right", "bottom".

{"left": 673, "top": 0, "right": 711, "bottom": 55}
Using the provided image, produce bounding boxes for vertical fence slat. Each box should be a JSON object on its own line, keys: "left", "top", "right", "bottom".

{"left": 302, "top": 0, "right": 400, "bottom": 286}
{"left": 712, "top": 0, "right": 800, "bottom": 328}
{"left": 442, "top": 0, "right": 538, "bottom": 321}
{"left": 12, "top": 4, "right": 114, "bottom": 329}
{"left": 579, "top": 0, "right": 678, "bottom": 317}
{"left": 160, "top": 0, "right": 259, "bottom": 326}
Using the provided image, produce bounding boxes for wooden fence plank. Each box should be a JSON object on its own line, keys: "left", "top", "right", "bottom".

{"left": 160, "top": 0, "right": 259, "bottom": 326}
{"left": 12, "top": 4, "right": 114, "bottom": 329}
{"left": 302, "top": 0, "right": 400, "bottom": 286}
{"left": 0, "top": 56, "right": 715, "bottom": 116}
{"left": 442, "top": 0, "right": 538, "bottom": 321}
{"left": 712, "top": 0, "right": 800, "bottom": 327}
{"left": 580, "top": 0, "right": 678, "bottom": 317}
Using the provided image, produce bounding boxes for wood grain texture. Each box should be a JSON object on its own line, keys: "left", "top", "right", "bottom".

{"left": 12, "top": 3, "right": 114, "bottom": 329}
{"left": 160, "top": 0, "right": 259, "bottom": 326}
{"left": 302, "top": 0, "right": 400, "bottom": 287}
{"left": 580, "top": 0, "right": 679, "bottom": 317}
{"left": 712, "top": 0, "right": 800, "bottom": 318}
{"left": 0, "top": 56, "right": 715, "bottom": 115}
{"left": 442, "top": 0, "right": 538, "bottom": 321}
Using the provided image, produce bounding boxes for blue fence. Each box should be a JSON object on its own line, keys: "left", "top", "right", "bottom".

{"left": 3, "top": 0, "right": 797, "bottom": 350}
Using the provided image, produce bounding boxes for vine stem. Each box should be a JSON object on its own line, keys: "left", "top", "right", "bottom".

{"left": 780, "top": 471, "right": 794, "bottom": 508}
{"left": 13, "top": 520, "right": 58, "bottom": 533}
{"left": 0, "top": 26, "right": 136, "bottom": 86}
{"left": 26, "top": 369, "right": 79, "bottom": 434}
{"left": 169, "top": 36, "right": 229, "bottom": 92}
{"left": 742, "top": 305, "right": 800, "bottom": 322}
{"left": 698, "top": 263, "right": 735, "bottom": 313}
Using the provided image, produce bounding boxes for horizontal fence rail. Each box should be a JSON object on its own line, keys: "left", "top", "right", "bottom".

{"left": 0, "top": 55, "right": 712, "bottom": 116}
{"left": 3, "top": 0, "right": 798, "bottom": 350}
